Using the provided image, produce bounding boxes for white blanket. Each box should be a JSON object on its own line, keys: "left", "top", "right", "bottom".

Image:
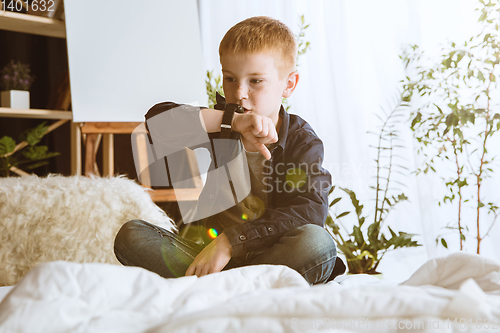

{"left": 0, "top": 252, "right": 499, "bottom": 333}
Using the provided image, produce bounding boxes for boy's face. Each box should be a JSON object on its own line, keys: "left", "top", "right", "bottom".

{"left": 220, "top": 51, "right": 299, "bottom": 126}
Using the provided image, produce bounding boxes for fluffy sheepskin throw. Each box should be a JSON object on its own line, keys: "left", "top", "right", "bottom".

{"left": 0, "top": 174, "right": 175, "bottom": 286}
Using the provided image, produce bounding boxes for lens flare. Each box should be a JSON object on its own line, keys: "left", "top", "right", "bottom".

{"left": 207, "top": 228, "right": 218, "bottom": 239}
{"left": 161, "top": 238, "right": 191, "bottom": 278}
{"left": 160, "top": 225, "right": 204, "bottom": 277}
{"left": 286, "top": 168, "right": 307, "bottom": 189}
{"left": 240, "top": 196, "right": 266, "bottom": 220}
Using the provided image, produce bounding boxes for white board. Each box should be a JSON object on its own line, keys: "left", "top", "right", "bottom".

{"left": 64, "top": 0, "right": 206, "bottom": 122}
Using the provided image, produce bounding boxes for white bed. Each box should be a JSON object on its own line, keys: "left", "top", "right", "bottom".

{"left": 0, "top": 252, "right": 499, "bottom": 332}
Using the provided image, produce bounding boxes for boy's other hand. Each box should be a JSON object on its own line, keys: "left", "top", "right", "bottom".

{"left": 185, "top": 233, "right": 232, "bottom": 277}
{"left": 232, "top": 113, "right": 278, "bottom": 160}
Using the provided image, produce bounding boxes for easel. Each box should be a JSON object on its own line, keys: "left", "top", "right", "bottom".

{"left": 73, "top": 122, "right": 203, "bottom": 202}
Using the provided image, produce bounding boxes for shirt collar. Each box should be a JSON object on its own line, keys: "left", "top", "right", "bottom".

{"left": 269, "top": 105, "right": 288, "bottom": 159}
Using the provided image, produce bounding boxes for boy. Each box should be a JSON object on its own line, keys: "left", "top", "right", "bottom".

{"left": 114, "top": 16, "right": 344, "bottom": 285}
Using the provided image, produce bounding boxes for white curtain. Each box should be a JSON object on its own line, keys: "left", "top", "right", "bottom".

{"left": 197, "top": 0, "right": 500, "bottom": 281}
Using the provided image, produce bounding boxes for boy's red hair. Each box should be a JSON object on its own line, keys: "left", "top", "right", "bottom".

{"left": 219, "top": 16, "right": 297, "bottom": 78}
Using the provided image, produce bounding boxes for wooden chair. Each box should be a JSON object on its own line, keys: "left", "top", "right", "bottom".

{"left": 80, "top": 122, "right": 203, "bottom": 202}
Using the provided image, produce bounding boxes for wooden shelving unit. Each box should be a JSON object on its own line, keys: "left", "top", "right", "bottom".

{"left": 0, "top": 8, "right": 77, "bottom": 175}
{"left": 0, "top": 10, "right": 65, "bottom": 38}
{"left": 0, "top": 9, "right": 70, "bottom": 119}
{"left": 0, "top": 107, "right": 72, "bottom": 119}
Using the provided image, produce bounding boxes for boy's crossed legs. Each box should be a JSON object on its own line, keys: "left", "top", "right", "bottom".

{"left": 114, "top": 220, "right": 338, "bottom": 285}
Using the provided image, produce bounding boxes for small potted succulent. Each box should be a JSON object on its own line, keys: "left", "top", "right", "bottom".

{"left": 1, "top": 60, "right": 35, "bottom": 109}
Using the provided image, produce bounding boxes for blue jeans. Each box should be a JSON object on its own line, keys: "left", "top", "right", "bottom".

{"left": 114, "top": 220, "right": 337, "bottom": 285}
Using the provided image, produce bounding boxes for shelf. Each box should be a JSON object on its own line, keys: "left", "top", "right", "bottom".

{"left": 0, "top": 107, "right": 72, "bottom": 119}
{"left": 0, "top": 10, "right": 65, "bottom": 38}
{"left": 150, "top": 188, "right": 202, "bottom": 202}
{"left": 80, "top": 122, "right": 144, "bottom": 134}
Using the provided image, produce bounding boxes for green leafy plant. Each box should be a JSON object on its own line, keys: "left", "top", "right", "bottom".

{"left": 400, "top": 0, "right": 500, "bottom": 253}
{"left": 0, "top": 122, "right": 59, "bottom": 177}
{"left": 296, "top": 15, "right": 311, "bottom": 63}
{"left": 326, "top": 98, "right": 420, "bottom": 274}
{"left": 281, "top": 14, "right": 310, "bottom": 112}
{"left": 205, "top": 15, "right": 311, "bottom": 110}
{"left": 1, "top": 60, "right": 35, "bottom": 91}
{"left": 206, "top": 70, "right": 223, "bottom": 109}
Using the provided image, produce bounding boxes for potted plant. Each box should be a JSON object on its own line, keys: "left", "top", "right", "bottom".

{"left": 1, "top": 60, "right": 35, "bottom": 109}
{"left": 400, "top": 0, "right": 500, "bottom": 253}
{"left": 0, "top": 122, "right": 59, "bottom": 177}
{"left": 326, "top": 98, "right": 421, "bottom": 275}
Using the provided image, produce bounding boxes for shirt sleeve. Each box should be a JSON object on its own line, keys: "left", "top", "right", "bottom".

{"left": 222, "top": 132, "right": 332, "bottom": 261}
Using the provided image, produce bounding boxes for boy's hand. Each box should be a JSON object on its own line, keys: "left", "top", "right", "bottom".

{"left": 185, "top": 233, "right": 232, "bottom": 277}
{"left": 232, "top": 113, "right": 278, "bottom": 160}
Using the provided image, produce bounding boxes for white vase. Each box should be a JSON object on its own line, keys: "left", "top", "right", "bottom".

{"left": 1, "top": 90, "right": 30, "bottom": 109}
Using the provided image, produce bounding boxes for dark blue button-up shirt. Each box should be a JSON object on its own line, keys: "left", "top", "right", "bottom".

{"left": 145, "top": 95, "right": 332, "bottom": 262}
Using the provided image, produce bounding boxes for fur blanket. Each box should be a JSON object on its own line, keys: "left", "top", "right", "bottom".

{"left": 0, "top": 174, "right": 175, "bottom": 286}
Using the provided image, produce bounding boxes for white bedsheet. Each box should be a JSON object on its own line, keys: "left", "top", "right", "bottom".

{"left": 0, "top": 252, "right": 499, "bottom": 333}
{"left": 0, "top": 286, "right": 13, "bottom": 303}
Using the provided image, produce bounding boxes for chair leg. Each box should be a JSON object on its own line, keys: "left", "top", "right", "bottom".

{"left": 102, "top": 134, "right": 114, "bottom": 177}
{"left": 85, "top": 134, "right": 101, "bottom": 176}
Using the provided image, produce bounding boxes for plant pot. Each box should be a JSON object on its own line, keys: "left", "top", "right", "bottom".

{"left": 347, "top": 272, "right": 384, "bottom": 280}
{"left": 346, "top": 256, "right": 379, "bottom": 274}
{"left": 1, "top": 90, "right": 30, "bottom": 109}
